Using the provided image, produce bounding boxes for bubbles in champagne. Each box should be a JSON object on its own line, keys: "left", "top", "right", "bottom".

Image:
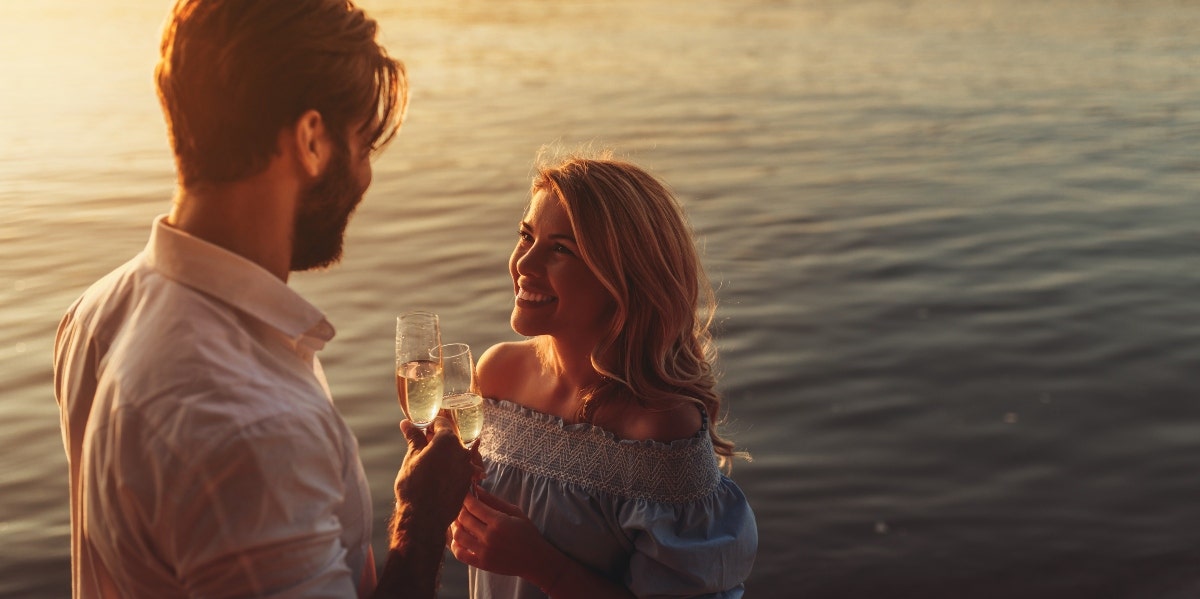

{"left": 445, "top": 393, "right": 484, "bottom": 445}
{"left": 397, "top": 359, "right": 443, "bottom": 425}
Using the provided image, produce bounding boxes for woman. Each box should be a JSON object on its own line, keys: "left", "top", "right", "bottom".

{"left": 450, "top": 152, "right": 757, "bottom": 598}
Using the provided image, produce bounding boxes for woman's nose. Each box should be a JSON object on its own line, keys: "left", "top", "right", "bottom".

{"left": 513, "top": 244, "right": 545, "bottom": 276}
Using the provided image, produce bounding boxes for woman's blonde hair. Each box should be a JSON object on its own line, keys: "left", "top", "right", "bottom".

{"left": 532, "top": 149, "right": 747, "bottom": 470}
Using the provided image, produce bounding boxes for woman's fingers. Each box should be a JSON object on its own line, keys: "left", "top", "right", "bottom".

{"left": 455, "top": 500, "right": 489, "bottom": 538}
{"left": 449, "top": 525, "right": 479, "bottom": 565}
{"left": 450, "top": 519, "right": 476, "bottom": 548}
{"left": 451, "top": 492, "right": 505, "bottom": 567}
{"left": 449, "top": 488, "right": 545, "bottom": 578}
{"left": 461, "top": 487, "right": 497, "bottom": 517}
{"left": 474, "top": 485, "right": 525, "bottom": 517}
{"left": 450, "top": 515, "right": 490, "bottom": 568}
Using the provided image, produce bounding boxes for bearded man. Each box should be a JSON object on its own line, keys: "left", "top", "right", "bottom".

{"left": 52, "top": 1, "right": 475, "bottom": 597}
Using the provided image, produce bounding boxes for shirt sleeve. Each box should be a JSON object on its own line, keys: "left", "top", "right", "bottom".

{"left": 619, "top": 478, "right": 758, "bottom": 599}
{"left": 140, "top": 409, "right": 360, "bottom": 598}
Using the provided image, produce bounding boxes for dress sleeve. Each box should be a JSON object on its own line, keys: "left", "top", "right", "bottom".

{"left": 619, "top": 477, "right": 758, "bottom": 599}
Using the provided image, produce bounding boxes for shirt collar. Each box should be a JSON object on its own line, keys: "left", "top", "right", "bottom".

{"left": 143, "top": 215, "right": 336, "bottom": 346}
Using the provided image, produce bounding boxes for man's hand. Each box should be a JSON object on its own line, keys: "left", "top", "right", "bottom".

{"left": 374, "top": 416, "right": 477, "bottom": 599}
{"left": 395, "top": 416, "right": 475, "bottom": 534}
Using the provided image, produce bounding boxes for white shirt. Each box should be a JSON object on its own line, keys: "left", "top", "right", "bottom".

{"left": 54, "top": 216, "right": 376, "bottom": 598}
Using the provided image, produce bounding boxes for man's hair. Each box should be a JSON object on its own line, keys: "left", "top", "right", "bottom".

{"left": 155, "top": 0, "right": 407, "bottom": 187}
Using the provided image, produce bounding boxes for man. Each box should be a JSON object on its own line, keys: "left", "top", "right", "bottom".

{"left": 52, "top": 1, "right": 475, "bottom": 597}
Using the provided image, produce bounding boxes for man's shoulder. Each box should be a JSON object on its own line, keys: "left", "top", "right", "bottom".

{"left": 60, "top": 251, "right": 230, "bottom": 345}
{"left": 61, "top": 255, "right": 227, "bottom": 377}
{"left": 59, "top": 245, "right": 347, "bottom": 467}
{"left": 55, "top": 252, "right": 153, "bottom": 384}
{"left": 65, "top": 254, "right": 324, "bottom": 422}
{"left": 61, "top": 253, "right": 147, "bottom": 329}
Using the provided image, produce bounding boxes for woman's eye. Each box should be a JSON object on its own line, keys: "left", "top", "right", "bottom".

{"left": 554, "top": 244, "right": 575, "bottom": 256}
{"left": 518, "top": 231, "right": 532, "bottom": 243}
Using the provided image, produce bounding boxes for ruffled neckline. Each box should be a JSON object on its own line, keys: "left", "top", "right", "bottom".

{"left": 479, "top": 398, "right": 722, "bottom": 503}
{"left": 485, "top": 397, "right": 709, "bottom": 451}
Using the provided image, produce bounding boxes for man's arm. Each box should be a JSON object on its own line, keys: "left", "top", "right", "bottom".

{"left": 372, "top": 416, "right": 475, "bottom": 599}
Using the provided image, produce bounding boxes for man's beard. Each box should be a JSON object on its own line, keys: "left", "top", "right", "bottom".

{"left": 290, "top": 143, "right": 365, "bottom": 271}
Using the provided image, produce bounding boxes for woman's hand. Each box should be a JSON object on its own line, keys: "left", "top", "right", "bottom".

{"left": 452, "top": 485, "right": 637, "bottom": 599}
{"left": 450, "top": 485, "right": 557, "bottom": 579}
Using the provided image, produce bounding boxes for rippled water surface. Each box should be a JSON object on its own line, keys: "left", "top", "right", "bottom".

{"left": 2, "top": 1, "right": 1200, "bottom": 597}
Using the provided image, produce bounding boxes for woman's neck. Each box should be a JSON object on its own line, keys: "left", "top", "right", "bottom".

{"left": 537, "top": 337, "right": 607, "bottom": 409}
{"left": 545, "top": 337, "right": 602, "bottom": 381}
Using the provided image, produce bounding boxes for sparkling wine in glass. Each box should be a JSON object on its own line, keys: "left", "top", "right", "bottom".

{"left": 396, "top": 312, "right": 443, "bottom": 431}
{"left": 440, "top": 343, "right": 484, "bottom": 447}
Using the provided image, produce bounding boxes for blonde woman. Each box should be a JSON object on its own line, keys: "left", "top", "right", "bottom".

{"left": 450, "top": 152, "right": 757, "bottom": 598}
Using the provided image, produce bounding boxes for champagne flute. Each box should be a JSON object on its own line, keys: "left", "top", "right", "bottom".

{"left": 396, "top": 312, "right": 443, "bottom": 432}
{"left": 440, "top": 343, "right": 484, "bottom": 447}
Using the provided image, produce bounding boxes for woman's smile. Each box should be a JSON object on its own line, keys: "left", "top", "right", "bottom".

{"left": 516, "top": 285, "right": 556, "bottom": 306}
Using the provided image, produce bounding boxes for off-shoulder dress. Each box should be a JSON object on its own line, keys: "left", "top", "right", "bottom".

{"left": 470, "top": 398, "right": 758, "bottom": 599}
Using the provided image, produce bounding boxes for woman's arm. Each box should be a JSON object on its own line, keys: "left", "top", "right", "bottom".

{"left": 450, "top": 486, "right": 635, "bottom": 599}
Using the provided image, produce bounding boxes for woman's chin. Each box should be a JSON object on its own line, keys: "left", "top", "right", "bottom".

{"left": 511, "top": 310, "right": 556, "bottom": 338}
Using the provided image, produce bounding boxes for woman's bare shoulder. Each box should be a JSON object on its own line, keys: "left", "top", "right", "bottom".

{"left": 475, "top": 340, "right": 538, "bottom": 399}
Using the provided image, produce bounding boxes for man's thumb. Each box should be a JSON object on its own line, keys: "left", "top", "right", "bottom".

{"left": 400, "top": 419, "right": 428, "bottom": 450}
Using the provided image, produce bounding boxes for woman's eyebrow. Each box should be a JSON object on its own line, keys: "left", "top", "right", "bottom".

{"left": 520, "top": 221, "right": 576, "bottom": 243}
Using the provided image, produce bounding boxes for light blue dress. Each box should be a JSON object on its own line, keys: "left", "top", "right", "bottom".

{"left": 470, "top": 398, "right": 758, "bottom": 599}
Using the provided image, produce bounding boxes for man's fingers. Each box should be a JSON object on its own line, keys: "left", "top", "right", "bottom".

{"left": 429, "top": 419, "right": 473, "bottom": 462}
{"left": 426, "top": 414, "right": 457, "bottom": 439}
{"left": 399, "top": 419, "right": 427, "bottom": 450}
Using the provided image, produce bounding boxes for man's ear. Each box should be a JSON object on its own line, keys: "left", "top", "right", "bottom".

{"left": 291, "top": 109, "right": 330, "bottom": 179}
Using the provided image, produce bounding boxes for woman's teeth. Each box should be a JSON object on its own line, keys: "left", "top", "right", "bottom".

{"left": 517, "top": 288, "right": 555, "bottom": 304}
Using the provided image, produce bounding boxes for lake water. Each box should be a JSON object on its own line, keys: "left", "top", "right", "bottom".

{"left": 2, "top": 0, "right": 1199, "bottom": 597}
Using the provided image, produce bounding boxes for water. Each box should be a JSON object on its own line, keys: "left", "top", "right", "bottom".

{"left": 2, "top": 0, "right": 1200, "bottom": 597}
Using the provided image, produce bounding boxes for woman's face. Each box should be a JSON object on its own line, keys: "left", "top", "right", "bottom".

{"left": 508, "top": 189, "right": 615, "bottom": 345}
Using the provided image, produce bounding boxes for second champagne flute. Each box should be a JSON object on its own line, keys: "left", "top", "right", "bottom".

{"left": 396, "top": 311, "right": 443, "bottom": 432}
{"left": 440, "top": 343, "right": 484, "bottom": 447}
